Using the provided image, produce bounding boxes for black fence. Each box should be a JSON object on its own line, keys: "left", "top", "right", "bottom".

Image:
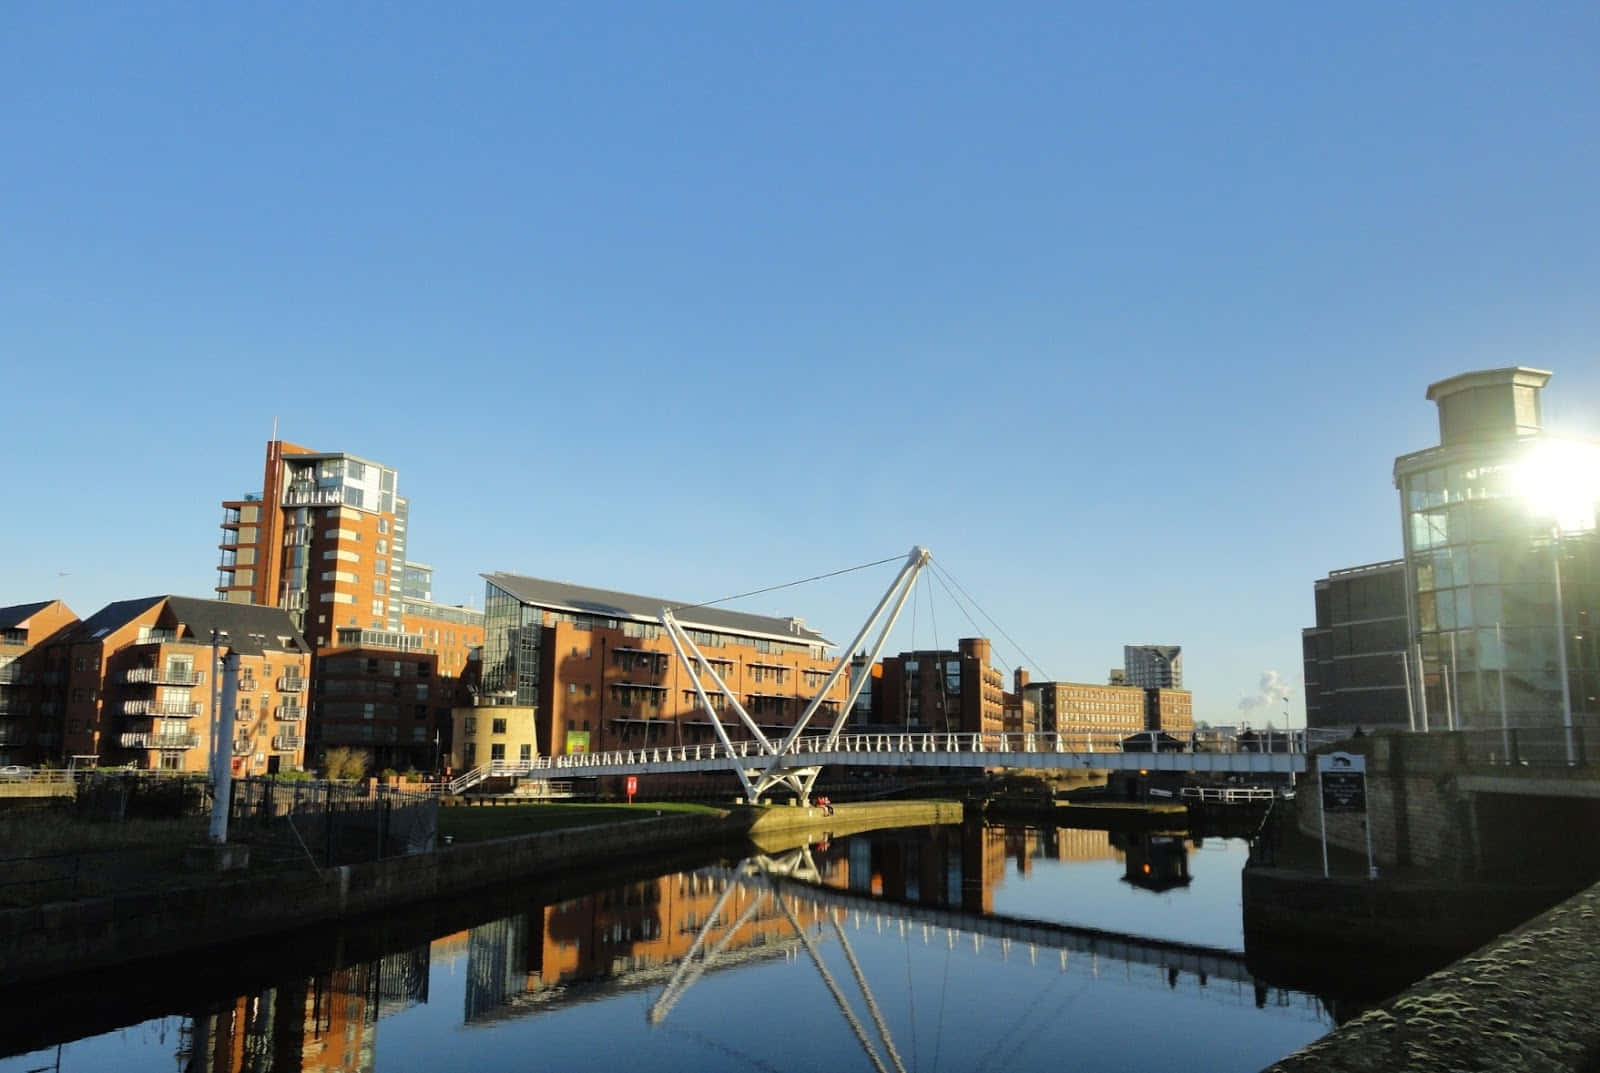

{"left": 227, "top": 777, "right": 440, "bottom": 869}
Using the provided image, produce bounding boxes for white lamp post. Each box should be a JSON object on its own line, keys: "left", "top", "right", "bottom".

{"left": 1518, "top": 441, "right": 1600, "bottom": 766}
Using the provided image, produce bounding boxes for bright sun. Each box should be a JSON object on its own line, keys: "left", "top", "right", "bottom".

{"left": 1517, "top": 440, "right": 1600, "bottom": 532}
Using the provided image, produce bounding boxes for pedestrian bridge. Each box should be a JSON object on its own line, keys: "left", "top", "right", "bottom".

{"left": 442, "top": 730, "right": 1319, "bottom": 795}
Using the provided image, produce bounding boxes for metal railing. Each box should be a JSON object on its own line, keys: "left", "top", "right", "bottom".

{"left": 1180, "top": 786, "right": 1277, "bottom": 804}
{"left": 550, "top": 729, "right": 1332, "bottom": 772}
{"left": 119, "top": 668, "right": 205, "bottom": 686}
{"left": 272, "top": 735, "right": 304, "bottom": 751}
{"left": 121, "top": 731, "right": 200, "bottom": 749}
{"left": 1456, "top": 726, "right": 1590, "bottom": 768}
{"left": 276, "top": 676, "right": 306, "bottom": 692}
{"left": 122, "top": 700, "right": 202, "bottom": 717}
{"left": 275, "top": 706, "right": 304, "bottom": 721}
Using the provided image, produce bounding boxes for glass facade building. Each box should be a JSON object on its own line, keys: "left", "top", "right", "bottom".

{"left": 1393, "top": 368, "right": 1600, "bottom": 732}
{"left": 480, "top": 579, "right": 543, "bottom": 706}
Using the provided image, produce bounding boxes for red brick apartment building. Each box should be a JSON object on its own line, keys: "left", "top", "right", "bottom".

{"left": 0, "top": 600, "right": 79, "bottom": 767}
{"left": 37, "top": 596, "right": 314, "bottom": 774}
{"left": 451, "top": 572, "right": 851, "bottom": 768}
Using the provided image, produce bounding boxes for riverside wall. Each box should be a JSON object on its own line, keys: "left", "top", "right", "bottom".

{"left": 0, "top": 800, "right": 964, "bottom": 985}
{"left": 1263, "top": 876, "right": 1600, "bottom": 1072}
{"left": 0, "top": 811, "right": 744, "bottom": 985}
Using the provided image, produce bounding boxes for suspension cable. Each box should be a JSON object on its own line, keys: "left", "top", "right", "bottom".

{"left": 930, "top": 558, "right": 1055, "bottom": 682}
{"left": 665, "top": 554, "right": 905, "bottom": 615}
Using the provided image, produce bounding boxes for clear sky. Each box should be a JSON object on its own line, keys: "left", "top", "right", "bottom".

{"left": 4, "top": 3, "right": 1597, "bottom": 727}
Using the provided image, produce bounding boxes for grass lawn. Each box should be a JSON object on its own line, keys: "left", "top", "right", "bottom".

{"left": 438, "top": 801, "right": 727, "bottom": 844}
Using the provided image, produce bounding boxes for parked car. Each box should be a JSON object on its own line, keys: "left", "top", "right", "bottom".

{"left": 0, "top": 765, "right": 33, "bottom": 778}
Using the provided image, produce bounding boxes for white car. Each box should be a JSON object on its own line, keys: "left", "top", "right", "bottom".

{"left": 0, "top": 765, "right": 33, "bottom": 778}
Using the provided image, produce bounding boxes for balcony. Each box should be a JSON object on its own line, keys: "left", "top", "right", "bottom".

{"left": 235, "top": 709, "right": 256, "bottom": 723}
{"left": 124, "top": 700, "right": 202, "bottom": 717}
{"left": 0, "top": 728, "right": 30, "bottom": 746}
{"left": 276, "top": 676, "right": 307, "bottom": 693}
{"left": 272, "top": 734, "right": 305, "bottom": 751}
{"left": 0, "top": 666, "right": 27, "bottom": 684}
{"left": 119, "top": 667, "right": 205, "bottom": 686}
{"left": 0, "top": 704, "right": 29, "bottom": 718}
{"left": 233, "top": 739, "right": 253, "bottom": 756}
{"left": 121, "top": 732, "right": 199, "bottom": 749}
{"left": 283, "top": 487, "right": 343, "bottom": 508}
{"left": 275, "top": 705, "right": 305, "bottom": 721}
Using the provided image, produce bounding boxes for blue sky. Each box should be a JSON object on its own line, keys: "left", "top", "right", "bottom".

{"left": 4, "top": 3, "right": 1597, "bottom": 726}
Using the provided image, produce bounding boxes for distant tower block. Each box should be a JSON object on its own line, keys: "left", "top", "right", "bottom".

{"left": 1124, "top": 645, "right": 1182, "bottom": 689}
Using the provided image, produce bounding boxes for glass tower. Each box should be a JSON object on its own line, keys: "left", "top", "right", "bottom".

{"left": 1393, "top": 368, "right": 1600, "bottom": 733}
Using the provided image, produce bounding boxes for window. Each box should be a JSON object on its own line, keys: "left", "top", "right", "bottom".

{"left": 520, "top": 743, "right": 532, "bottom": 761}
{"left": 462, "top": 744, "right": 476, "bottom": 766}
{"left": 490, "top": 743, "right": 505, "bottom": 761}
{"left": 378, "top": 518, "right": 389, "bottom": 535}
{"left": 377, "top": 539, "right": 388, "bottom": 555}
{"left": 372, "top": 599, "right": 385, "bottom": 616}
{"left": 492, "top": 718, "right": 507, "bottom": 734}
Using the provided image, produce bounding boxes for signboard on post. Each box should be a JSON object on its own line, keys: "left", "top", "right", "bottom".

{"left": 626, "top": 775, "right": 638, "bottom": 803}
{"left": 1316, "top": 751, "right": 1375, "bottom": 879}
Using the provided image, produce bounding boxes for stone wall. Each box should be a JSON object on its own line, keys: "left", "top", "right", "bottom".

{"left": 1296, "top": 735, "right": 1475, "bottom": 876}
{"left": 1264, "top": 877, "right": 1600, "bottom": 1072}
{"left": 0, "top": 811, "right": 744, "bottom": 985}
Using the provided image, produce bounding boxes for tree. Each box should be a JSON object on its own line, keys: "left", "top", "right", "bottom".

{"left": 323, "top": 747, "right": 369, "bottom": 781}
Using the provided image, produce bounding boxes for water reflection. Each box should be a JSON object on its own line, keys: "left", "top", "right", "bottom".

{"left": 2, "top": 824, "right": 1342, "bottom": 1073}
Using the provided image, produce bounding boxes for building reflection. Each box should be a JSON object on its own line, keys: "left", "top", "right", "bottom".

{"left": 167, "top": 824, "right": 1199, "bottom": 1066}
{"left": 459, "top": 822, "right": 1193, "bottom": 1022}
{"left": 179, "top": 948, "right": 428, "bottom": 1073}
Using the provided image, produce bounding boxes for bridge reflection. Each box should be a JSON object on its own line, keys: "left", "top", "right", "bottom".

{"left": 8, "top": 825, "right": 1327, "bottom": 1073}
{"left": 461, "top": 825, "right": 1323, "bottom": 1033}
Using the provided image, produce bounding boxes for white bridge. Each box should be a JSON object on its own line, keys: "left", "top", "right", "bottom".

{"left": 445, "top": 547, "right": 1318, "bottom": 801}
{"left": 441, "top": 730, "right": 1311, "bottom": 795}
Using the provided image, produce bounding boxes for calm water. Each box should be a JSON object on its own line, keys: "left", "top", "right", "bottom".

{"left": 0, "top": 823, "right": 1338, "bottom": 1073}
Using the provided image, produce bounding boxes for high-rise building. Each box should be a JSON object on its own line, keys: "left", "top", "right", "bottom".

{"left": 217, "top": 441, "right": 483, "bottom": 772}
{"left": 1393, "top": 368, "right": 1599, "bottom": 733}
{"left": 1123, "top": 644, "right": 1183, "bottom": 689}
{"left": 217, "top": 441, "right": 410, "bottom": 641}
{"left": 1302, "top": 560, "right": 1412, "bottom": 734}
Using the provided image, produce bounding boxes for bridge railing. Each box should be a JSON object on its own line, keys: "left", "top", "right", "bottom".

{"left": 544, "top": 728, "right": 1323, "bottom": 773}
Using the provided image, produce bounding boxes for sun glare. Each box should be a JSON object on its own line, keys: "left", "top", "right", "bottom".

{"left": 1517, "top": 440, "right": 1600, "bottom": 533}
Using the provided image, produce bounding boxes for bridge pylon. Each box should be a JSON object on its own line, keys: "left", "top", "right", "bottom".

{"left": 660, "top": 546, "right": 932, "bottom": 804}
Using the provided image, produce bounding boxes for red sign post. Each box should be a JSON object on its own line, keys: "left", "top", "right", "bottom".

{"left": 626, "top": 775, "right": 638, "bottom": 803}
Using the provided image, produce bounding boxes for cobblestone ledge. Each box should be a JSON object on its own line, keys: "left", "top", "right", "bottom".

{"left": 1264, "top": 878, "right": 1600, "bottom": 1072}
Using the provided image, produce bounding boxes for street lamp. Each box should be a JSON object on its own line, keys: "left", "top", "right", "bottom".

{"left": 1517, "top": 441, "right": 1600, "bottom": 766}
{"left": 209, "top": 628, "right": 235, "bottom": 842}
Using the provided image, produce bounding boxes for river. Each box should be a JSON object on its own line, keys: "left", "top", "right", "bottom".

{"left": 0, "top": 822, "right": 1343, "bottom": 1072}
